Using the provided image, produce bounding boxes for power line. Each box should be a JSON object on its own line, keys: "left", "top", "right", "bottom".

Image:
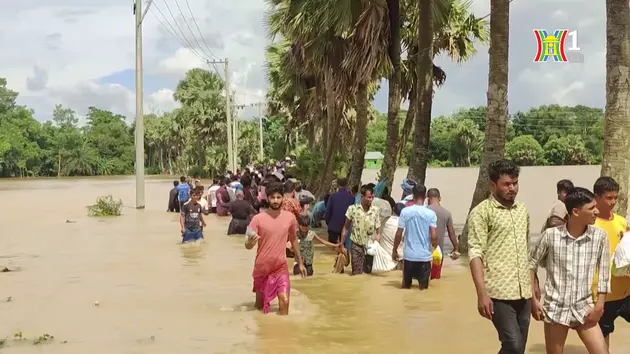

{"left": 173, "top": 0, "right": 216, "bottom": 60}
{"left": 183, "top": 0, "right": 219, "bottom": 60}
{"left": 149, "top": 1, "right": 207, "bottom": 62}
{"left": 158, "top": 0, "right": 207, "bottom": 60}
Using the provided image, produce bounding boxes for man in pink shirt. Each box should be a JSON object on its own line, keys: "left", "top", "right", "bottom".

{"left": 245, "top": 182, "right": 307, "bottom": 315}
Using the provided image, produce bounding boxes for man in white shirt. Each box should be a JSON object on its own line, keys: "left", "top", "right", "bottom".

{"left": 186, "top": 186, "right": 210, "bottom": 215}
{"left": 207, "top": 177, "right": 220, "bottom": 213}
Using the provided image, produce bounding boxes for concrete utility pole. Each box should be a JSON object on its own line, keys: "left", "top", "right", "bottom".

{"left": 133, "top": 0, "right": 153, "bottom": 209}
{"left": 233, "top": 114, "right": 238, "bottom": 169}
{"left": 254, "top": 102, "right": 264, "bottom": 161}
{"left": 208, "top": 59, "right": 233, "bottom": 172}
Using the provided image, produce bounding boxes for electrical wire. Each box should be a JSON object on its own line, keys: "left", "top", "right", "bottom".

{"left": 184, "top": 0, "right": 220, "bottom": 60}
{"left": 158, "top": 0, "right": 208, "bottom": 60}
{"left": 148, "top": 1, "right": 208, "bottom": 62}
{"left": 173, "top": 0, "right": 217, "bottom": 61}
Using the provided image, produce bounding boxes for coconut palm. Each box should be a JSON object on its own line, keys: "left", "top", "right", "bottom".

{"left": 265, "top": 0, "right": 391, "bottom": 194}
{"left": 403, "top": 0, "right": 488, "bottom": 184}
{"left": 600, "top": 0, "right": 630, "bottom": 215}
{"left": 460, "top": 0, "right": 511, "bottom": 253}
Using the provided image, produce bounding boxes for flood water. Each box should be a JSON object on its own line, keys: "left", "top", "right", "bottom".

{"left": 1, "top": 166, "right": 630, "bottom": 353}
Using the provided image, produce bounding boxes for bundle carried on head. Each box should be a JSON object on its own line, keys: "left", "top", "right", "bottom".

{"left": 400, "top": 178, "right": 417, "bottom": 198}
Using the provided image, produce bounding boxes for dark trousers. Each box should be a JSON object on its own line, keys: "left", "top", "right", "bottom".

{"left": 402, "top": 260, "right": 431, "bottom": 289}
{"left": 491, "top": 298, "right": 530, "bottom": 354}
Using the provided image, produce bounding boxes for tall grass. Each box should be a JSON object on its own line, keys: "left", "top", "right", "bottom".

{"left": 87, "top": 195, "right": 123, "bottom": 216}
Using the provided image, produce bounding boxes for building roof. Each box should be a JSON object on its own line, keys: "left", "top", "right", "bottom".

{"left": 364, "top": 151, "right": 384, "bottom": 160}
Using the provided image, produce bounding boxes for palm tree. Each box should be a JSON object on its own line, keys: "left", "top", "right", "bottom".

{"left": 460, "top": 0, "right": 510, "bottom": 253}
{"left": 407, "top": 0, "right": 435, "bottom": 183}
{"left": 266, "top": 0, "right": 391, "bottom": 194}
{"left": 379, "top": 0, "right": 403, "bottom": 190}
{"left": 404, "top": 0, "right": 488, "bottom": 184}
{"left": 601, "top": 0, "right": 630, "bottom": 215}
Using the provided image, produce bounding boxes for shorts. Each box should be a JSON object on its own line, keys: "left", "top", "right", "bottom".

{"left": 293, "top": 263, "right": 314, "bottom": 276}
{"left": 402, "top": 260, "right": 431, "bottom": 289}
{"left": 599, "top": 295, "right": 630, "bottom": 337}
{"left": 182, "top": 228, "right": 203, "bottom": 243}
{"left": 252, "top": 271, "right": 290, "bottom": 314}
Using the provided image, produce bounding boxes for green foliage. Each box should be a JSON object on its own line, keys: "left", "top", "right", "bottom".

{"left": 365, "top": 104, "right": 604, "bottom": 167}
{"left": 87, "top": 195, "right": 123, "bottom": 217}
{"left": 0, "top": 69, "right": 606, "bottom": 179}
{"left": 506, "top": 135, "right": 544, "bottom": 166}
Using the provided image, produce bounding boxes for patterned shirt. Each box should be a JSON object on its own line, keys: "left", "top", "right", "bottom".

{"left": 282, "top": 196, "right": 302, "bottom": 219}
{"left": 345, "top": 204, "right": 381, "bottom": 246}
{"left": 530, "top": 225, "right": 610, "bottom": 326}
{"left": 297, "top": 230, "right": 316, "bottom": 265}
{"left": 467, "top": 196, "right": 531, "bottom": 300}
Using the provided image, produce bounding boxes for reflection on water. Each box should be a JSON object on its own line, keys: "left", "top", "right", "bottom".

{"left": 1, "top": 168, "right": 630, "bottom": 353}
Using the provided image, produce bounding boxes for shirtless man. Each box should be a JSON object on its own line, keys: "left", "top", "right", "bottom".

{"left": 245, "top": 182, "right": 307, "bottom": 315}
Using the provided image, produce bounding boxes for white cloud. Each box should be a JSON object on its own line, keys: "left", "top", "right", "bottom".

{"left": 157, "top": 48, "right": 206, "bottom": 75}
{"left": 551, "top": 10, "right": 569, "bottom": 21}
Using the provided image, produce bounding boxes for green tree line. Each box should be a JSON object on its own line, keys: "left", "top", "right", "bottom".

{"left": 0, "top": 70, "right": 604, "bottom": 178}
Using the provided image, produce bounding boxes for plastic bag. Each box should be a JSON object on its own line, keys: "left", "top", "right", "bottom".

{"left": 366, "top": 241, "right": 378, "bottom": 256}
{"left": 431, "top": 246, "right": 443, "bottom": 279}
{"left": 369, "top": 241, "right": 398, "bottom": 273}
{"left": 613, "top": 232, "right": 630, "bottom": 277}
{"left": 432, "top": 246, "right": 443, "bottom": 264}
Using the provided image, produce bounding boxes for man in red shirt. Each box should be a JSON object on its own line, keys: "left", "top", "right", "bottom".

{"left": 245, "top": 182, "right": 307, "bottom": 315}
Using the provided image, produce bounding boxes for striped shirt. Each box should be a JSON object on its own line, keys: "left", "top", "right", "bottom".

{"left": 529, "top": 225, "right": 611, "bottom": 327}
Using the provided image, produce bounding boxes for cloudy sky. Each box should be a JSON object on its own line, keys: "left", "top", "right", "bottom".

{"left": 0, "top": 0, "right": 602, "bottom": 122}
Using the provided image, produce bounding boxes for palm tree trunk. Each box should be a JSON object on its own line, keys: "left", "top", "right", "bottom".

{"left": 397, "top": 85, "right": 417, "bottom": 164}
{"left": 407, "top": 0, "right": 433, "bottom": 183}
{"left": 57, "top": 152, "right": 62, "bottom": 177}
{"left": 349, "top": 83, "right": 369, "bottom": 188}
{"left": 414, "top": 89, "right": 433, "bottom": 185}
{"left": 324, "top": 69, "right": 335, "bottom": 150}
{"left": 379, "top": 0, "right": 402, "bottom": 189}
{"left": 601, "top": 0, "right": 630, "bottom": 215}
{"left": 460, "top": 0, "right": 510, "bottom": 253}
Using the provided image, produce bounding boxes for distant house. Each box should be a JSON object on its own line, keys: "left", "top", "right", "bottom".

{"left": 364, "top": 151, "right": 384, "bottom": 168}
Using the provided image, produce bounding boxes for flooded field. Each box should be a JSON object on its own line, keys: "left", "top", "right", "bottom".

{"left": 1, "top": 166, "right": 630, "bottom": 353}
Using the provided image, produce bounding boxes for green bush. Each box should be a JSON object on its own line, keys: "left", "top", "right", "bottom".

{"left": 87, "top": 195, "right": 123, "bottom": 216}
{"left": 188, "top": 166, "right": 206, "bottom": 178}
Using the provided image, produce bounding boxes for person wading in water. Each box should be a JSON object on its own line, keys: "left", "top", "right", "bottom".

{"left": 339, "top": 184, "right": 381, "bottom": 275}
{"left": 245, "top": 182, "right": 306, "bottom": 315}
{"left": 467, "top": 159, "right": 532, "bottom": 354}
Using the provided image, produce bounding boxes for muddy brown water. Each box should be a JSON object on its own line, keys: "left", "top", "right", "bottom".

{"left": 1, "top": 166, "right": 630, "bottom": 353}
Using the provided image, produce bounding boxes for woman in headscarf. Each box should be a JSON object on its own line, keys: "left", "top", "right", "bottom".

{"left": 227, "top": 190, "right": 257, "bottom": 235}
{"left": 400, "top": 178, "right": 416, "bottom": 199}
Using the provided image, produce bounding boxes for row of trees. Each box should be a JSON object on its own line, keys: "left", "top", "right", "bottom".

{"left": 369, "top": 105, "right": 605, "bottom": 168}
{"left": 0, "top": 70, "right": 605, "bottom": 179}
{"left": 0, "top": 73, "right": 290, "bottom": 178}
{"left": 262, "top": 0, "right": 630, "bottom": 251}
{"left": 263, "top": 0, "right": 488, "bottom": 196}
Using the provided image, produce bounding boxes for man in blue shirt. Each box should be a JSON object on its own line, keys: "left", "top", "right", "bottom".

{"left": 324, "top": 178, "right": 355, "bottom": 244}
{"left": 392, "top": 184, "right": 437, "bottom": 290}
{"left": 176, "top": 175, "right": 191, "bottom": 211}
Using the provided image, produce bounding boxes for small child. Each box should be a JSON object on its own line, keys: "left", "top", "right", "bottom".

{"left": 294, "top": 215, "right": 337, "bottom": 276}
{"left": 180, "top": 189, "right": 206, "bottom": 243}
